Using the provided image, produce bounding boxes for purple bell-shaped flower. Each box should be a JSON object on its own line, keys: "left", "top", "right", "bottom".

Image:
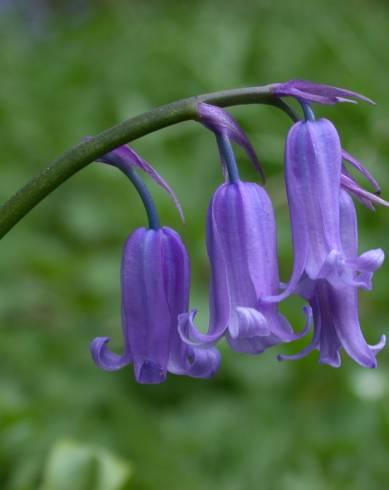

{"left": 266, "top": 117, "right": 384, "bottom": 303}
{"left": 279, "top": 190, "right": 386, "bottom": 368}
{"left": 89, "top": 143, "right": 220, "bottom": 383}
{"left": 179, "top": 181, "right": 310, "bottom": 354}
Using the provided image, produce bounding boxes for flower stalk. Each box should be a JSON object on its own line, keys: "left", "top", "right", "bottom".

{"left": 0, "top": 86, "right": 297, "bottom": 240}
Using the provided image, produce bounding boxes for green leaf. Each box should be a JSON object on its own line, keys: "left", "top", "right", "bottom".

{"left": 40, "top": 439, "right": 132, "bottom": 490}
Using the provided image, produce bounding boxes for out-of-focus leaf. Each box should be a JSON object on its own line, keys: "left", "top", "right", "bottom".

{"left": 40, "top": 439, "right": 132, "bottom": 490}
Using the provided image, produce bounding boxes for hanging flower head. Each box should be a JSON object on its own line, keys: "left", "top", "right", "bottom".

{"left": 279, "top": 191, "right": 386, "bottom": 368}
{"left": 179, "top": 105, "right": 310, "bottom": 355}
{"left": 89, "top": 143, "right": 220, "bottom": 383}
{"left": 91, "top": 225, "right": 220, "bottom": 383}
{"left": 265, "top": 116, "right": 385, "bottom": 303}
{"left": 179, "top": 180, "right": 310, "bottom": 354}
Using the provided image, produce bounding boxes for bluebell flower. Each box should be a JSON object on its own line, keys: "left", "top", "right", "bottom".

{"left": 179, "top": 181, "right": 310, "bottom": 354}
{"left": 90, "top": 144, "right": 220, "bottom": 383}
{"left": 278, "top": 191, "right": 386, "bottom": 368}
{"left": 179, "top": 104, "right": 309, "bottom": 355}
{"left": 266, "top": 117, "right": 385, "bottom": 303}
{"left": 91, "top": 226, "right": 220, "bottom": 383}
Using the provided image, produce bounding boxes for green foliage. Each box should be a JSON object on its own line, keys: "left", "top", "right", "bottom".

{"left": 0, "top": 1, "right": 389, "bottom": 489}
{"left": 41, "top": 439, "right": 132, "bottom": 490}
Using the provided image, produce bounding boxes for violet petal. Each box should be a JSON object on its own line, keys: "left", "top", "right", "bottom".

{"left": 272, "top": 80, "right": 375, "bottom": 105}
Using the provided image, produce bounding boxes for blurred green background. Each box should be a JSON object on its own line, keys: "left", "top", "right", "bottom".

{"left": 0, "top": 1, "right": 389, "bottom": 489}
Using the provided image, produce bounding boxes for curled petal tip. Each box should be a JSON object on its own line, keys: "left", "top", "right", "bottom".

{"left": 178, "top": 312, "right": 222, "bottom": 378}
{"left": 295, "top": 305, "right": 313, "bottom": 339}
{"left": 186, "top": 346, "right": 221, "bottom": 378}
{"left": 371, "top": 335, "right": 386, "bottom": 354}
{"left": 178, "top": 309, "right": 227, "bottom": 348}
{"left": 90, "top": 336, "right": 131, "bottom": 372}
{"left": 354, "top": 249, "right": 385, "bottom": 272}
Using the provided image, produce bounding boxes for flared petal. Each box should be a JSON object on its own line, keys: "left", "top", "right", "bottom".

{"left": 176, "top": 311, "right": 223, "bottom": 375}
{"left": 328, "top": 285, "right": 382, "bottom": 368}
{"left": 370, "top": 335, "right": 386, "bottom": 354}
{"left": 228, "top": 308, "right": 310, "bottom": 355}
{"left": 278, "top": 305, "right": 321, "bottom": 362}
{"left": 185, "top": 345, "right": 221, "bottom": 378}
{"left": 284, "top": 188, "right": 385, "bottom": 368}
{"left": 178, "top": 309, "right": 228, "bottom": 348}
{"left": 347, "top": 249, "right": 385, "bottom": 273}
{"left": 84, "top": 136, "right": 184, "bottom": 221}
{"left": 197, "top": 103, "right": 265, "bottom": 181}
{"left": 271, "top": 80, "right": 375, "bottom": 105}
{"left": 315, "top": 248, "right": 383, "bottom": 291}
{"left": 286, "top": 279, "right": 385, "bottom": 368}
{"left": 90, "top": 337, "right": 131, "bottom": 371}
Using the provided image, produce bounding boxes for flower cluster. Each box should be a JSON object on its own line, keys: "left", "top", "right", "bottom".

{"left": 89, "top": 80, "right": 387, "bottom": 383}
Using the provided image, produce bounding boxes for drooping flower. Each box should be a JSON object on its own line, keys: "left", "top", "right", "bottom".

{"left": 91, "top": 226, "right": 220, "bottom": 383}
{"left": 279, "top": 190, "right": 386, "bottom": 368}
{"left": 179, "top": 181, "right": 310, "bottom": 354}
{"left": 266, "top": 117, "right": 384, "bottom": 303}
{"left": 89, "top": 142, "right": 220, "bottom": 383}
{"left": 271, "top": 79, "right": 375, "bottom": 105}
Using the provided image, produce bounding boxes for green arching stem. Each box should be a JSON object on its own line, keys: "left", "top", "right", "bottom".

{"left": 0, "top": 85, "right": 298, "bottom": 239}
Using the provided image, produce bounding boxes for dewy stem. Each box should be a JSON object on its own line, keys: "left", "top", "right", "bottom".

{"left": 0, "top": 85, "right": 298, "bottom": 239}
